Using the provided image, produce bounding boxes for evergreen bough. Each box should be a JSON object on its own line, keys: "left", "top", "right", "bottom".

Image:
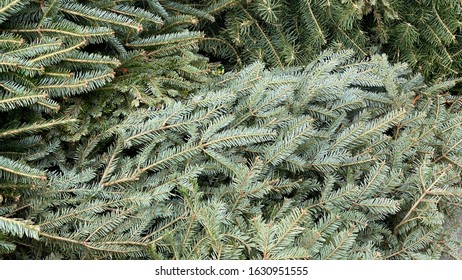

{"left": 0, "top": 0, "right": 211, "bottom": 255}
{"left": 1, "top": 0, "right": 461, "bottom": 260}
{"left": 196, "top": 0, "right": 462, "bottom": 83}
{"left": 5, "top": 50, "right": 462, "bottom": 259}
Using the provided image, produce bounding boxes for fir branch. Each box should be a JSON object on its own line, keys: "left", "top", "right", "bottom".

{"left": 0, "top": 156, "right": 46, "bottom": 181}
{"left": 0, "top": 0, "right": 30, "bottom": 24}
{"left": 59, "top": 2, "right": 143, "bottom": 33}
{"left": 0, "top": 216, "right": 40, "bottom": 239}
{"left": 393, "top": 164, "right": 452, "bottom": 234}
{"left": 126, "top": 31, "right": 204, "bottom": 48}
{"left": 0, "top": 119, "right": 77, "bottom": 138}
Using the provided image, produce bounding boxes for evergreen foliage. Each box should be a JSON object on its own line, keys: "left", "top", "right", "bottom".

{"left": 195, "top": 0, "right": 462, "bottom": 82}
{"left": 1, "top": 0, "right": 461, "bottom": 260}
{"left": 0, "top": 0, "right": 210, "bottom": 255}
{"left": 5, "top": 51, "right": 462, "bottom": 259}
